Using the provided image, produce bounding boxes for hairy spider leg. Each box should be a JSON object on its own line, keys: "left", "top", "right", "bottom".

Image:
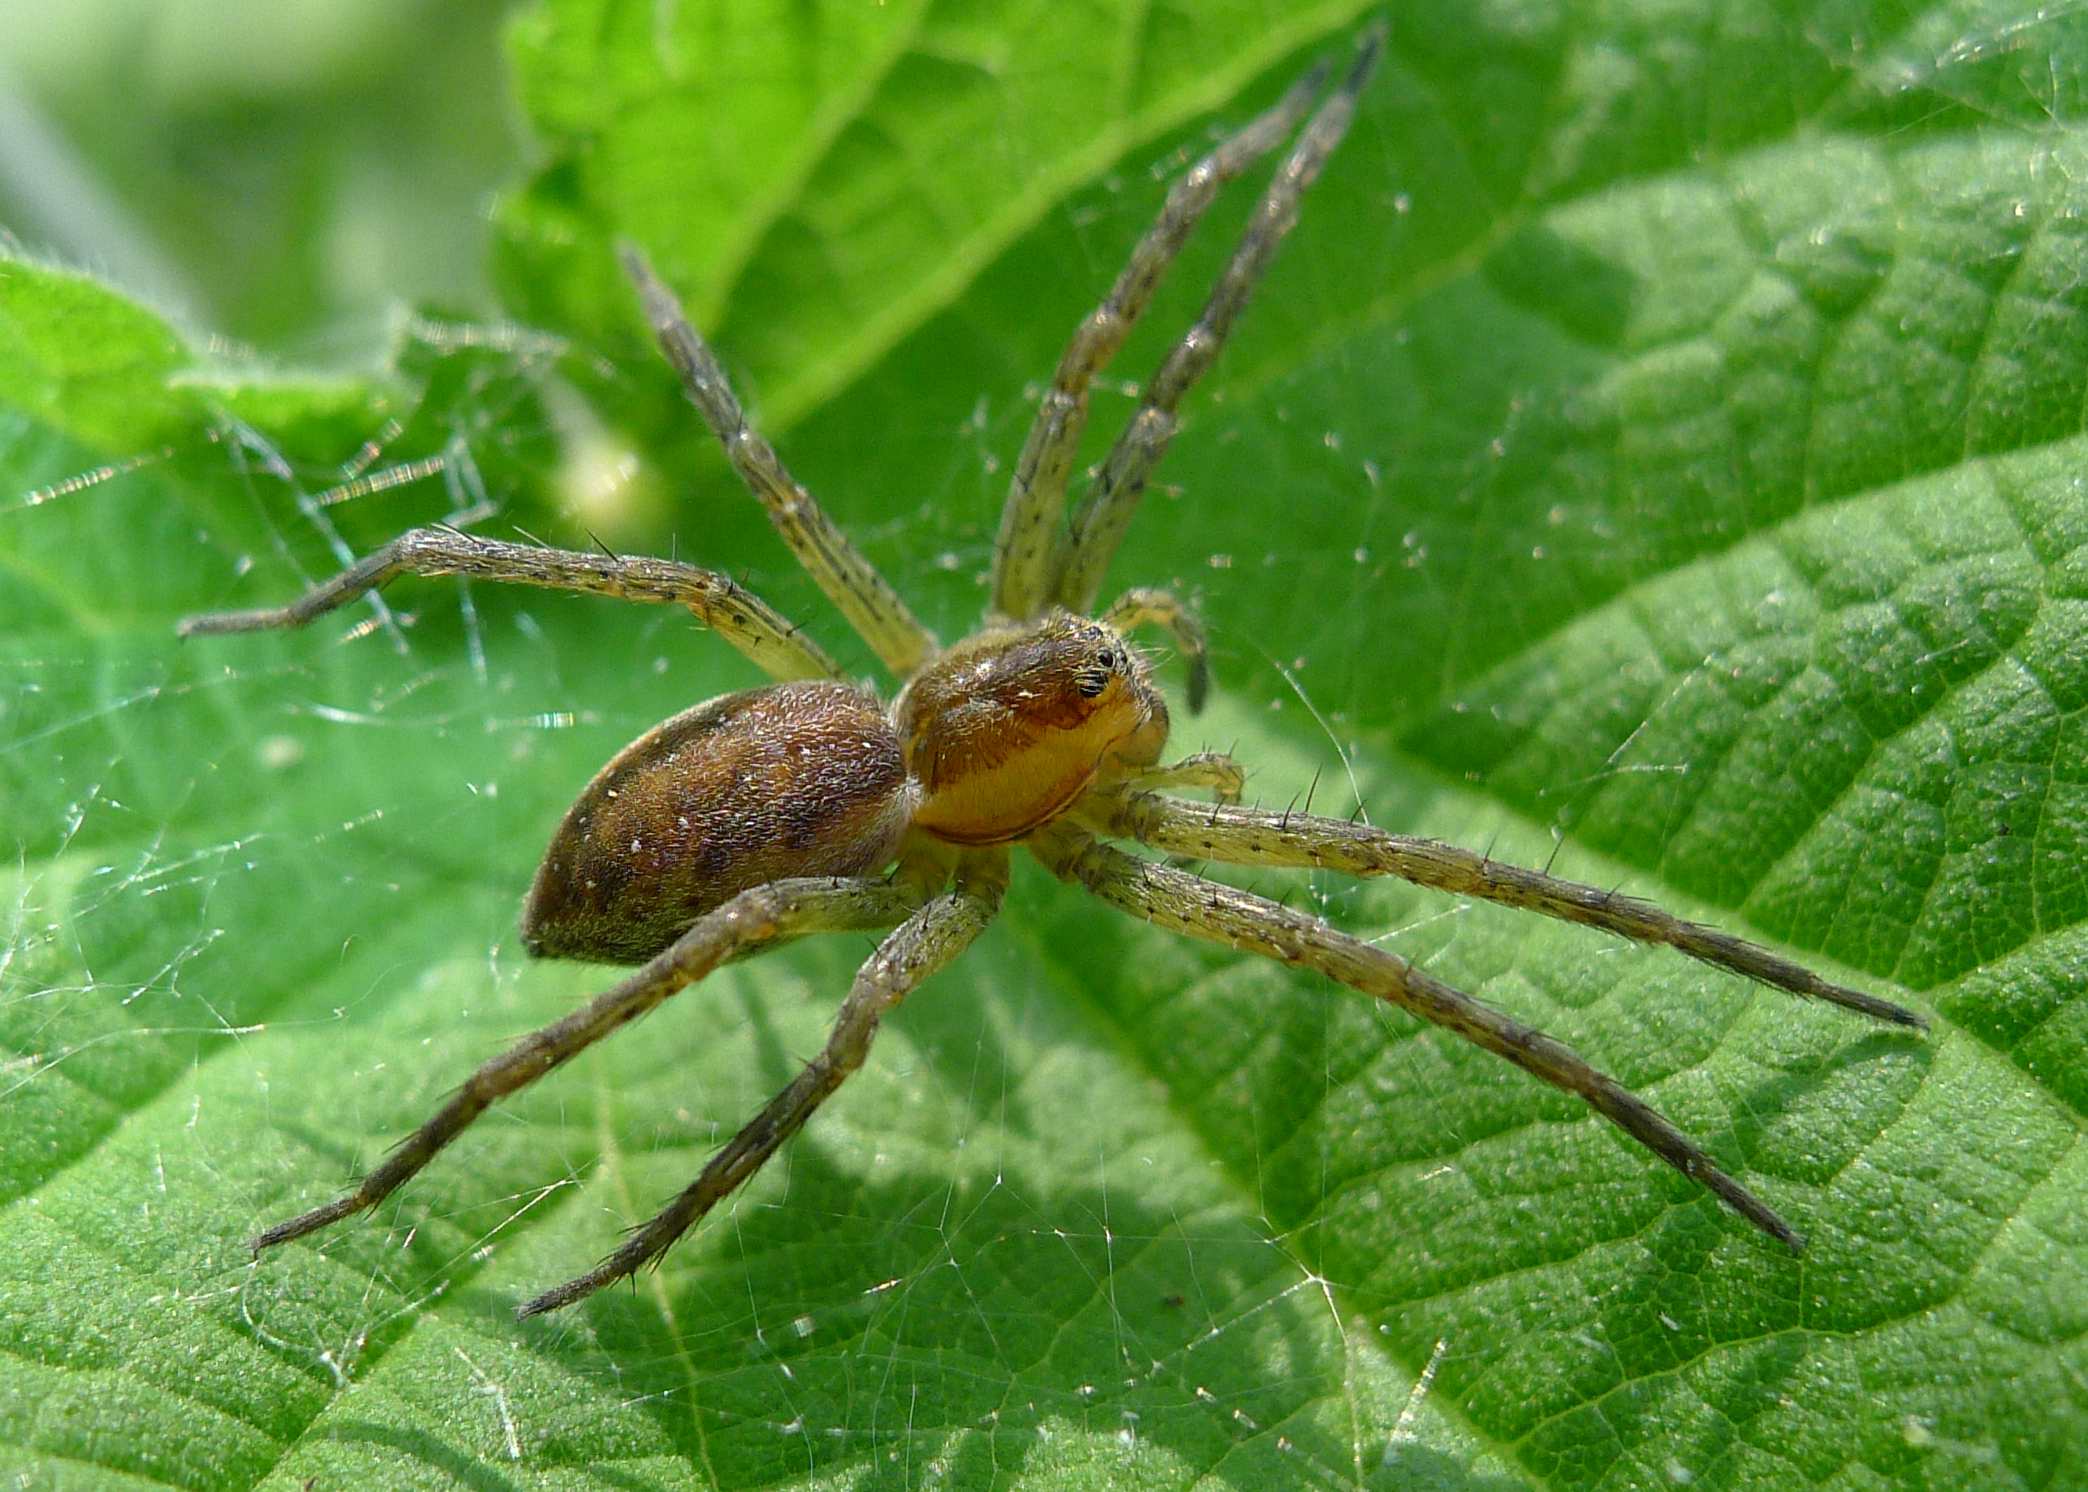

{"left": 249, "top": 876, "right": 926, "bottom": 1255}
{"left": 1053, "top": 25, "right": 1386, "bottom": 616}
{"left": 1033, "top": 829, "right": 1811, "bottom": 1248}
{"left": 1100, "top": 586, "right": 1213, "bottom": 712}
{"left": 988, "top": 54, "right": 1335, "bottom": 621}
{"left": 621, "top": 245, "right": 937, "bottom": 677}
{"left": 178, "top": 527, "right": 841, "bottom": 683}
{"left": 1078, "top": 792, "right": 1928, "bottom": 1029}
{"left": 518, "top": 851, "right": 1009, "bottom": 1317}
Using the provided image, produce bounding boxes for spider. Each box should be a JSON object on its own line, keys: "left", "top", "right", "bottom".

{"left": 184, "top": 24, "right": 1924, "bottom": 1321}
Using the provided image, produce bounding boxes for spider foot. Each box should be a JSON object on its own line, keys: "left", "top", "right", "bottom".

{"left": 515, "top": 1230, "right": 668, "bottom": 1319}
{"left": 249, "top": 1192, "right": 371, "bottom": 1253}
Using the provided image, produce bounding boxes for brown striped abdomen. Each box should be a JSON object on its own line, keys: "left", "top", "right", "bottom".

{"left": 521, "top": 682, "right": 914, "bottom": 963}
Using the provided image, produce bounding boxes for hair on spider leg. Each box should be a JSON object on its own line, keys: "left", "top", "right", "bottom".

{"left": 1542, "top": 826, "right": 1570, "bottom": 878}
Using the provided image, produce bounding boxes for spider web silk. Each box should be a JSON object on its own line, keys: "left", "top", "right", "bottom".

{"left": 1, "top": 211, "right": 1459, "bottom": 1490}
{"left": 4, "top": 7, "right": 2084, "bottom": 1490}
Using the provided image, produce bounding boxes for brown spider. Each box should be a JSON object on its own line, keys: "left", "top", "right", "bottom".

{"left": 184, "top": 25, "right": 1923, "bottom": 1320}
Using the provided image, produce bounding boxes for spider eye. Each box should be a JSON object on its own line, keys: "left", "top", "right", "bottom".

{"left": 1096, "top": 649, "right": 1117, "bottom": 670}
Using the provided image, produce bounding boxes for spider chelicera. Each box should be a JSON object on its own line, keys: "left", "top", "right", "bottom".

{"left": 185, "top": 25, "right": 1923, "bottom": 1320}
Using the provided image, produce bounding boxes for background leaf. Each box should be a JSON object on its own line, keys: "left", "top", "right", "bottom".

{"left": 2, "top": 2, "right": 2084, "bottom": 1489}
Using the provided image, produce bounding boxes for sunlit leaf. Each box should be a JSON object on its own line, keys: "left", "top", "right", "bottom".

{"left": 2, "top": 2, "right": 2083, "bottom": 1487}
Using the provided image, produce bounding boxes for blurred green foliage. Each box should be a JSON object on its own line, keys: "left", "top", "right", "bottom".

{"left": 0, "top": 0, "right": 515, "bottom": 354}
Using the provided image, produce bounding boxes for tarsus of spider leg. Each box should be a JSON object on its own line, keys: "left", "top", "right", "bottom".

{"left": 1089, "top": 794, "right": 1927, "bottom": 1030}
{"left": 249, "top": 878, "right": 921, "bottom": 1256}
{"left": 1033, "top": 829, "right": 1808, "bottom": 1250}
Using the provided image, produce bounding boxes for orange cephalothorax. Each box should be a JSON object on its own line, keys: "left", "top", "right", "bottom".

{"left": 895, "top": 612, "right": 1168, "bottom": 845}
{"left": 522, "top": 681, "right": 914, "bottom": 963}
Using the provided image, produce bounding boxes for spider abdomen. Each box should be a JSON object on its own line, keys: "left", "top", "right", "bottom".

{"left": 522, "top": 681, "right": 915, "bottom": 963}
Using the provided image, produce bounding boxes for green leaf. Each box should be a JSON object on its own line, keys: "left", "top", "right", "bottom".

{"left": 4, "top": 3, "right": 2085, "bottom": 1489}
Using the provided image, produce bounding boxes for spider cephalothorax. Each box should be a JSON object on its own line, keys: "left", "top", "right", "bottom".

{"left": 898, "top": 612, "right": 1169, "bottom": 844}
{"left": 185, "top": 24, "right": 1923, "bottom": 1320}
